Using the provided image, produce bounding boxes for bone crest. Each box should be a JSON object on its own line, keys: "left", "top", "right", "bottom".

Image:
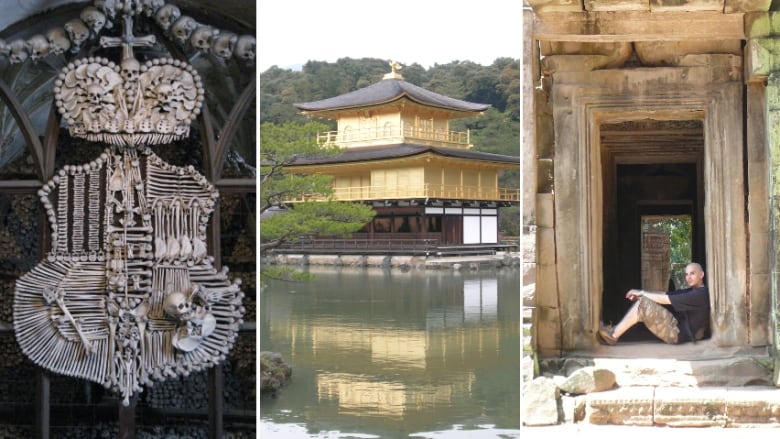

{"left": 54, "top": 56, "right": 204, "bottom": 145}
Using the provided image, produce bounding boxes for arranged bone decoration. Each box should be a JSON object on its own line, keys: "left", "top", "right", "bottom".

{"left": 54, "top": 13, "right": 204, "bottom": 146}
{"left": 0, "top": 1, "right": 256, "bottom": 66}
{"left": 54, "top": 56, "right": 203, "bottom": 145}
{"left": 13, "top": 2, "right": 245, "bottom": 407}
{"left": 15, "top": 147, "right": 245, "bottom": 406}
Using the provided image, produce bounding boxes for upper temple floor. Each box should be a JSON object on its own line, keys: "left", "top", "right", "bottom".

{"left": 294, "top": 68, "right": 490, "bottom": 150}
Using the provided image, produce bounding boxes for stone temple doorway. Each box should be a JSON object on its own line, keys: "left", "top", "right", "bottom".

{"left": 602, "top": 156, "right": 705, "bottom": 340}
{"left": 600, "top": 120, "right": 705, "bottom": 340}
{"left": 534, "top": 68, "right": 750, "bottom": 353}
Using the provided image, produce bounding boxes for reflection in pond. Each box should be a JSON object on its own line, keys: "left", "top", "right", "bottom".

{"left": 260, "top": 266, "right": 520, "bottom": 437}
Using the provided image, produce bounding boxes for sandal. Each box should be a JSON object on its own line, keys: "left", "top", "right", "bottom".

{"left": 598, "top": 323, "right": 618, "bottom": 346}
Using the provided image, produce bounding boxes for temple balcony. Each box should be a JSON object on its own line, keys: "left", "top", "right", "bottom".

{"left": 285, "top": 183, "right": 520, "bottom": 203}
{"left": 317, "top": 122, "right": 472, "bottom": 149}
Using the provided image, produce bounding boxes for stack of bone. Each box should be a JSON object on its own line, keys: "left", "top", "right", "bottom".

{"left": 224, "top": 343, "right": 255, "bottom": 409}
{"left": 0, "top": 334, "right": 31, "bottom": 405}
{"left": 143, "top": 370, "right": 208, "bottom": 410}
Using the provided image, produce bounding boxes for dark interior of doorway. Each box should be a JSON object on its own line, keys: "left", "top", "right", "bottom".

{"left": 602, "top": 162, "right": 705, "bottom": 342}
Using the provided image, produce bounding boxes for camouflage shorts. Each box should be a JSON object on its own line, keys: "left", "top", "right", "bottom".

{"left": 636, "top": 296, "right": 680, "bottom": 344}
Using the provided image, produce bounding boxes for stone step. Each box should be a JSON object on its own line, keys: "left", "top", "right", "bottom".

{"left": 530, "top": 340, "right": 779, "bottom": 428}
{"left": 581, "top": 385, "right": 780, "bottom": 427}
{"left": 523, "top": 424, "right": 780, "bottom": 437}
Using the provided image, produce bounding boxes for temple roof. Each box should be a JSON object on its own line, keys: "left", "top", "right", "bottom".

{"left": 286, "top": 144, "right": 519, "bottom": 166}
{"left": 294, "top": 78, "right": 491, "bottom": 114}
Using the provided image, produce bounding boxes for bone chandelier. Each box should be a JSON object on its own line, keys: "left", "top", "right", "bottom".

{"left": 13, "top": 2, "right": 245, "bottom": 406}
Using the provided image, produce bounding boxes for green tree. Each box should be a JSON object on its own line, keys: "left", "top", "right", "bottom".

{"left": 642, "top": 216, "right": 692, "bottom": 288}
{"left": 260, "top": 121, "right": 376, "bottom": 277}
{"left": 496, "top": 59, "right": 520, "bottom": 121}
{"left": 667, "top": 216, "right": 692, "bottom": 287}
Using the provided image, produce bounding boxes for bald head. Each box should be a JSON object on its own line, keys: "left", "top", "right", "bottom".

{"left": 685, "top": 262, "right": 705, "bottom": 288}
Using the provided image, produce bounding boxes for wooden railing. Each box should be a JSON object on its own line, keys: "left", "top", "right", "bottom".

{"left": 286, "top": 183, "right": 520, "bottom": 203}
{"left": 317, "top": 122, "right": 471, "bottom": 148}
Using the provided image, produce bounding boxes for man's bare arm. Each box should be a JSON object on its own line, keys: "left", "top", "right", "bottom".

{"left": 626, "top": 289, "right": 671, "bottom": 305}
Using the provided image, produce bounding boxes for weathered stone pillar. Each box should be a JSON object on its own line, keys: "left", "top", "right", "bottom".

{"left": 532, "top": 35, "right": 562, "bottom": 352}
{"left": 523, "top": 5, "right": 537, "bottom": 227}
{"left": 746, "top": 12, "right": 780, "bottom": 358}
{"left": 766, "top": 72, "right": 780, "bottom": 368}
{"left": 746, "top": 80, "right": 771, "bottom": 347}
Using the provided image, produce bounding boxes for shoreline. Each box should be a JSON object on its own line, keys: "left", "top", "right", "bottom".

{"left": 262, "top": 252, "right": 522, "bottom": 270}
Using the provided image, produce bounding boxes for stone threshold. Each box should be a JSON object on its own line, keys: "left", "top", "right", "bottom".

{"left": 540, "top": 340, "right": 773, "bottom": 387}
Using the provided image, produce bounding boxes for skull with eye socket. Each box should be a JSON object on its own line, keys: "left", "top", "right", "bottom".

{"left": 82, "top": 82, "right": 116, "bottom": 114}
{"left": 7, "top": 40, "right": 28, "bottom": 64}
{"left": 190, "top": 25, "right": 218, "bottom": 52}
{"left": 170, "top": 16, "right": 197, "bottom": 45}
{"left": 234, "top": 35, "right": 255, "bottom": 63}
{"left": 211, "top": 32, "right": 237, "bottom": 59}
{"left": 25, "top": 35, "right": 50, "bottom": 61}
{"left": 121, "top": 58, "right": 140, "bottom": 83}
{"left": 80, "top": 6, "right": 107, "bottom": 36}
{"left": 64, "top": 18, "right": 90, "bottom": 50}
{"left": 154, "top": 4, "right": 180, "bottom": 31}
{"left": 46, "top": 27, "right": 71, "bottom": 55}
{"left": 163, "top": 291, "right": 192, "bottom": 321}
{"left": 87, "top": 84, "right": 104, "bottom": 105}
{"left": 151, "top": 82, "right": 183, "bottom": 113}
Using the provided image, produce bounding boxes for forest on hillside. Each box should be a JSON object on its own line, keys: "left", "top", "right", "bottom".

{"left": 259, "top": 57, "right": 522, "bottom": 235}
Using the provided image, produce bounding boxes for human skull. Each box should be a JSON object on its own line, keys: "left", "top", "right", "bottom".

{"left": 80, "top": 6, "right": 107, "bottom": 35}
{"left": 163, "top": 291, "right": 192, "bottom": 320}
{"left": 155, "top": 83, "right": 179, "bottom": 110}
{"left": 188, "top": 288, "right": 210, "bottom": 321}
{"left": 140, "top": 0, "right": 165, "bottom": 17}
{"left": 234, "top": 35, "right": 255, "bottom": 63}
{"left": 170, "top": 16, "right": 198, "bottom": 45}
{"left": 94, "top": 0, "right": 117, "bottom": 21}
{"left": 64, "top": 18, "right": 90, "bottom": 50}
{"left": 190, "top": 25, "right": 218, "bottom": 52}
{"left": 25, "top": 35, "right": 50, "bottom": 61}
{"left": 87, "top": 83, "right": 105, "bottom": 105}
{"left": 7, "top": 40, "right": 28, "bottom": 64}
{"left": 121, "top": 57, "right": 141, "bottom": 82}
{"left": 154, "top": 4, "right": 181, "bottom": 31}
{"left": 211, "top": 32, "right": 237, "bottom": 59}
{"left": 46, "top": 27, "right": 71, "bottom": 54}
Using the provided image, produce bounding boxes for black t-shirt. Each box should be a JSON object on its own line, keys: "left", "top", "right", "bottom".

{"left": 668, "top": 286, "right": 710, "bottom": 343}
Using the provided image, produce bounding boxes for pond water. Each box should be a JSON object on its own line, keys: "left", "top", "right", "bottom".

{"left": 259, "top": 266, "right": 521, "bottom": 438}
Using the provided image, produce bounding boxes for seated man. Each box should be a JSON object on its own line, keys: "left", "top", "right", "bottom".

{"left": 598, "top": 262, "right": 710, "bottom": 345}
